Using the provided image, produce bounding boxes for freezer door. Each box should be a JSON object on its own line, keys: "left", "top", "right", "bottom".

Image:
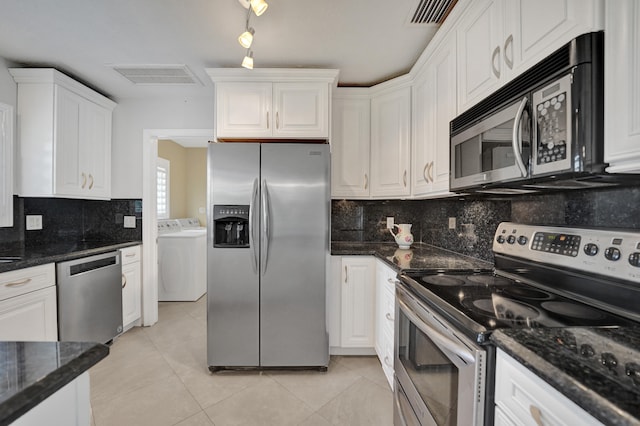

{"left": 207, "top": 143, "right": 261, "bottom": 367}
{"left": 260, "top": 143, "right": 330, "bottom": 367}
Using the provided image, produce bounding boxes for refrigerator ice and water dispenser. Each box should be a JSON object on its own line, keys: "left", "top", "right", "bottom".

{"left": 213, "top": 205, "right": 250, "bottom": 248}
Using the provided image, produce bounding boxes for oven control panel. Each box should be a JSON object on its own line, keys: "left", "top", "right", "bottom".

{"left": 493, "top": 222, "right": 640, "bottom": 283}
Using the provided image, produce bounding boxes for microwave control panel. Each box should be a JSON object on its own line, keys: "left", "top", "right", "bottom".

{"left": 532, "top": 74, "right": 572, "bottom": 174}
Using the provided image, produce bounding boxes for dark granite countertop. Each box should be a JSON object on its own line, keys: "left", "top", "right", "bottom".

{"left": 0, "top": 341, "right": 109, "bottom": 425}
{"left": 331, "top": 241, "right": 492, "bottom": 273}
{"left": 491, "top": 327, "right": 640, "bottom": 426}
{"left": 0, "top": 240, "right": 142, "bottom": 273}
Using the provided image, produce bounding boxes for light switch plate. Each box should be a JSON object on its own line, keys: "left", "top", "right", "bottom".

{"left": 124, "top": 216, "right": 136, "bottom": 228}
{"left": 448, "top": 217, "right": 456, "bottom": 230}
{"left": 26, "top": 215, "right": 43, "bottom": 230}
{"left": 386, "top": 217, "right": 394, "bottom": 229}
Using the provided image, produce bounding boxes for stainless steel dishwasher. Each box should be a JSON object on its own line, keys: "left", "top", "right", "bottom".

{"left": 57, "top": 251, "right": 123, "bottom": 343}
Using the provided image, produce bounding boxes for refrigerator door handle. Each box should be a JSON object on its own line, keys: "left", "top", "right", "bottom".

{"left": 249, "top": 178, "right": 259, "bottom": 273}
{"left": 261, "top": 179, "right": 271, "bottom": 275}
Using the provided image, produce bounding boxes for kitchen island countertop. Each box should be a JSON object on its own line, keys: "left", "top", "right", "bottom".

{"left": 0, "top": 341, "right": 109, "bottom": 425}
{"left": 331, "top": 241, "right": 492, "bottom": 272}
{"left": 491, "top": 327, "right": 640, "bottom": 426}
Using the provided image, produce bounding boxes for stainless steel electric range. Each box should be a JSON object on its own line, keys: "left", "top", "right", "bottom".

{"left": 394, "top": 222, "right": 640, "bottom": 426}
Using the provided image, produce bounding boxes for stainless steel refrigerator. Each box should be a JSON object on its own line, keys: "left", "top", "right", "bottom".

{"left": 207, "top": 142, "right": 330, "bottom": 371}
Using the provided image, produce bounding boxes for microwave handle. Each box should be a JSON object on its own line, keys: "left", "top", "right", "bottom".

{"left": 512, "top": 97, "right": 529, "bottom": 177}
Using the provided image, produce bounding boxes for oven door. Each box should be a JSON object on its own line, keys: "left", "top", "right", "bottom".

{"left": 395, "top": 285, "right": 485, "bottom": 426}
{"left": 450, "top": 98, "right": 531, "bottom": 192}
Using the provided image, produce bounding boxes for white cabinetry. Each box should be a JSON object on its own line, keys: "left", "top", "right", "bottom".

{"left": 120, "top": 245, "right": 142, "bottom": 331}
{"left": 604, "top": 0, "right": 640, "bottom": 173}
{"left": 0, "top": 264, "right": 57, "bottom": 341}
{"left": 0, "top": 103, "right": 13, "bottom": 227}
{"left": 495, "top": 349, "right": 602, "bottom": 425}
{"left": 208, "top": 69, "right": 338, "bottom": 140}
{"left": 370, "top": 82, "right": 411, "bottom": 198}
{"left": 10, "top": 68, "right": 116, "bottom": 200}
{"left": 375, "top": 260, "right": 396, "bottom": 389}
{"left": 457, "top": 0, "right": 604, "bottom": 112}
{"left": 331, "top": 89, "right": 371, "bottom": 198}
{"left": 340, "top": 257, "right": 376, "bottom": 348}
{"left": 411, "top": 34, "right": 456, "bottom": 198}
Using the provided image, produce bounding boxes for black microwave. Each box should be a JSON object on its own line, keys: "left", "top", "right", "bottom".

{"left": 450, "top": 32, "right": 608, "bottom": 194}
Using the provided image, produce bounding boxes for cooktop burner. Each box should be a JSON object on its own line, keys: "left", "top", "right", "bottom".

{"left": 420, "top": 275, "right": 466, "bottom": 286}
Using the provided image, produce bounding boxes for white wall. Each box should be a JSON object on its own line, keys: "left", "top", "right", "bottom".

{"left": 0, "top": 58, "right": 17, "bottom": 113}
{"left": 111, "top": 96, "right": 214, "bottom": 198}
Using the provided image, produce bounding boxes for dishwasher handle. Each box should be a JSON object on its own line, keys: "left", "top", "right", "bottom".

{"left": 60, "top": 251, "right": 121, "bottom": 278}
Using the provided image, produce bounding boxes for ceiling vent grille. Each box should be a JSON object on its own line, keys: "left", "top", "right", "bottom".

{"left": 113, "top": 65, "right": 200, "bottom": 85}
{"left": 409, "top": 0, "right": 457, "bottom": 24}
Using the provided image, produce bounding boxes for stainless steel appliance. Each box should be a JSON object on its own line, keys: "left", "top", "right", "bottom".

{"left": 57, "top": 251, "right": 123, "bottom": 344}
{"left": 207, "top": 142, "right": 330, "bottom": 371}
{"left": 450, "top": 32, "right": 608, "bottom": 193}
{"left": 395, "top": 223, "right": 640, "bottom": 425}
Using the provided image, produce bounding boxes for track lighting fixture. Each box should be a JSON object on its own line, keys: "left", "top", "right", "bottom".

{"left": 237, "top": 0, "right": 268, "bottom": 68}
{"left": 242, "top": 50, "right": 254, "bottom": 70}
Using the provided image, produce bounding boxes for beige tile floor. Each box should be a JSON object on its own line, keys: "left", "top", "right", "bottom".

{"left": 89, "top": 297, "right": 394, "bottom": 426}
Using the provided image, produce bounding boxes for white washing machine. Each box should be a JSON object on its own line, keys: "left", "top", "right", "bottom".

{"left": 157, "top": 218, "right": 206, "bottom": 301}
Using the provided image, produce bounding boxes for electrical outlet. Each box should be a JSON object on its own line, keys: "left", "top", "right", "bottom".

{"left": 124, "top": 216, "right": 136, "bottom": 228}
{"left": 26, "top": 215, "right": 43, "bottom": 230}
{"left": 386, "top": 217, "right": 395, "bottom": 229}
{"left": 448, "top": 217, "right": 456, "bottom": 230}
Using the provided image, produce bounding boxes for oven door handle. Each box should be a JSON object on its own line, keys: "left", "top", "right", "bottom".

{"left": 512, "top": 96, "right": 529, "bottom": 178}
{"left": 398, "top": 297, "right": 475, "bottom": 365}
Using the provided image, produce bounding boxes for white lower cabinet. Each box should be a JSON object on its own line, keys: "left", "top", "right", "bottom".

{"left": 375, "top": 259, "right": 396, "bottom": 389}
{"left": 0, "top": 264, "right": 57, "bottom": 341}
{"left": 495, "top": 349, "right": 602, "bottom": 425}
{"left": 120, "top": 245, "right": 142, "bottom": 331}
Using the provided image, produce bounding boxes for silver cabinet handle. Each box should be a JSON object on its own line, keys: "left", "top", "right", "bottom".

{"left": 276, "top": 111, "right": 279, "bottom": 129}
{"left": 121, "top": 273, "right": 127, "bottom": 289}
{"left": 428, "top": 161, "right": 434, "bottom": 182}
{"left": 384, "top": 356, "right": 392, "bottom": 367}
{"left": 491, "top": 45, "right": 501, "bottom": 79}
{"left": 504, "top": 34, "right": 514, "bottom": 69}
{"left": 81, "top": 172, "right": 87, "bottom": 189}
{"left": 4, "top": 278, "right": 32, "bottom": 288}
{"left": 512, "top": 96, "right": 529, "bottom": 177}
{"left": 423, "top": 163, "right": 429, "bottom": 183}
{"left": 125, "top": 253, "right": 136, "bottom": 258}
{"left": 344, "top": 266, "right": 348, "bottom": 284}
{"left": 529, "top": 405, "right": 544, "bottom": 426}
{"left": 249, "top": 178, "right": 259, "bottom": 274}
{"left": 88, "top": 174, "right": 94, "bottom": 189}
{"left": 364, "top": 173, "right": 368, "bottom": 190}
{"left": 387, "top": 278, "right": 395, "bottom": 284}
{"left": 385, "top": 313, "right": 394, "bottom": 321}
{"left": 403, "top": 170, "right": 407, "bottom": 187}
{"left": 266, "top": 111, "right": 269, "bottom": 129}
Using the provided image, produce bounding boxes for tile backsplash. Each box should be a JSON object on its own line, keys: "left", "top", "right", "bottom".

{"left": 0, "top": 196, "right": 142, "bottom": 246}
{"left": 332, "top": 185, "right": 640, "bottom": 262}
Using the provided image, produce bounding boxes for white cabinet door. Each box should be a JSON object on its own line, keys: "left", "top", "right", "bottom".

{"left": 412, "top": 35, "right": 456, "bottom": 198}
{"left": 273, "top": 83, "right": 328, "bottom": 138}
{"left": 340, "top": 257, "right": 375, "bottom": 348}
{"left": 370, "top": 86, "right": 411, "bottom": 198}
{"left": 54, "top": 86, "right": 84, "bottom": 197}
{"left": 375, "top": 260, "right": 396, "bottom": 389}
{"left": 215, "top": 82, "right": 272, "bottom": 138}
{"left": 0, "top": 103, "right": 13, "bottom": 227}
{"left": 605, "top": 0, "right": 640, "bottom": 173}
{"left": 0, "top": 287, "right": 57, "bottom": 341}
{"left": 331, "top": 93, "right": 371, "bottom": 198}
{"left": 121, "top": 245, "right": 142, "bottom": 330}
{"left": 80, "top": 100, "right": 112, "bottom": 198}
{"left": 495, "top": 350, "right": 602, "bottom": 426}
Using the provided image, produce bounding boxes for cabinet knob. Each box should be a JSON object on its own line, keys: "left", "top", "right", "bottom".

{"left": 276, "top": 111, "right": 279, "bottom": 129}
{"left": 428, "top": 161, "right": 434, "bottom": 182}
{"left": 88, "top": 174, "right": 94, "bottom": 190}
{"left": 364, "top": 173, "right": 368, "bottom": 190}
{"left": 266, "top": 111, "right": 269, "bottom": 129}
{"left": 344, "top": 266, "right": 348, "bottom": 284}
{"left": 385, "top": 312, "right": 394, "bottom": 322}
{"left": 403, "top": 170, "right": 407, "bottom": 187}
{"left": 423, "top": 163, "right": 429, "bottom": 183}
{"left": 81, "top": 172, "right": 87, "bottom": 189}
{"left": 492, "top": 45, "right": 501, "bottom": 79}
{"left": 504, "top": 34, "right": 514, "bottom": 69}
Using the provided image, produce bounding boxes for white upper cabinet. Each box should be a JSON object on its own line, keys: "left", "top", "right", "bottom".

{"left": 604, "top": 0, "right": 640, "bottom": 173}
{"left": 331, "top": 89, "right": 371, "bottom": 198}
{"left": 412, "top": 34, "right": 456, "bottom": 198}
{"left": 457, "top": 0, "right": 604, "bottom": 112}
{"left": 370, "top": 83, "right": 411, "bottom": 198}
{"left": 0, "top": 103, "right": 13, "bottom": 227}
{"left": 208, "top": 68, "right": 338, "bottom": 140}
{"left": 10, "top": 68, "right": 116, "bottom": 200}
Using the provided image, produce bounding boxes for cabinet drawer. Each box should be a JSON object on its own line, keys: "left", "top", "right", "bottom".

{"left": 0, "top": 264, "right": 56, "bottom": 301}
{"left": 120, "top": 245, "right": 141, "bottom": 265}
{"left": 495, "top": 350, "right": 601, "bottom": 425}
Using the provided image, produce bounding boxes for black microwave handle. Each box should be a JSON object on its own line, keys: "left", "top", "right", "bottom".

{"left": 512, "top": 96, "right": 529, "bottom": 177}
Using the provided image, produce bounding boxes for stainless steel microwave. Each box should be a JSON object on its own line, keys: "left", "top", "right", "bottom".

{"left": 450, "top": 32, "right": 607, "bottom": 194}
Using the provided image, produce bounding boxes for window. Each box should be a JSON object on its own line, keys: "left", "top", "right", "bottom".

{"left": 157, "top": 157, "right": 170, "bottom": 219}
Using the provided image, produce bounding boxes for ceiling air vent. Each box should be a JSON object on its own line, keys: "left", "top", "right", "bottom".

{"left": 409, "top": 0, "right": 457, "bottom": 24}
{"left": 113, "top": 65, "right": 200, "bottom": 85}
